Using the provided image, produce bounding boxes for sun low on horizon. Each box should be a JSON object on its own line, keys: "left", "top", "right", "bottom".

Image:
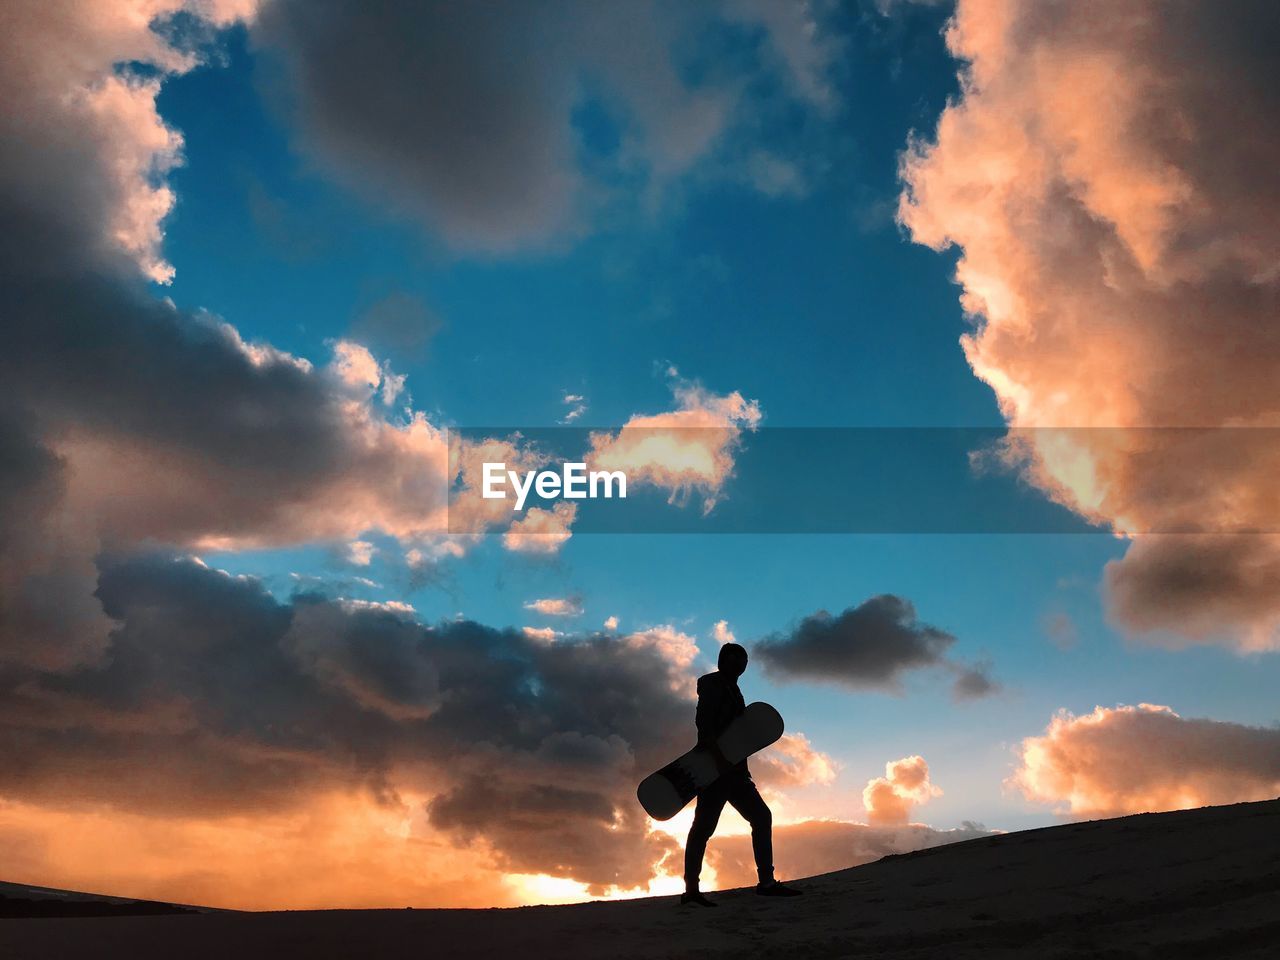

{"left": 2, "top": 0, "right": 1279, "bottom": 917}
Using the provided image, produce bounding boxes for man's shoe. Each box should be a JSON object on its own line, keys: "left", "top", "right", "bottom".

{"left": 756, "top": 880, "right": 802, "bottom": 897}
{"left": 680, "top": 891, "right": 718, "bottom": 908}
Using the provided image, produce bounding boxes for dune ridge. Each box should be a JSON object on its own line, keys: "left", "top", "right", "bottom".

{"left": 4, "top": 799, "right": 1277, "bottom": 959}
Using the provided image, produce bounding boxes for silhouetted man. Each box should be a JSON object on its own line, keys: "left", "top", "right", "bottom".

{"left": 681, "top": 642, "right": 802, "bottom": 906}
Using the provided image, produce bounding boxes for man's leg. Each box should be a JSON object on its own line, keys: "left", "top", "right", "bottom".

{"left": 726, "top": 776, "right": 773, "bottom": 886}
{"left": 684, "top": 782, "right": 729, "bottom": 894}
{"left": 728, "top": 777, "right": 802, "bottom": 897}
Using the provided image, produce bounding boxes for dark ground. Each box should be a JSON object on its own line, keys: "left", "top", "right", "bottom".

{"left": 3, "top": 799, "right": 1277, "bottom": 959}
{"left": 0, "top": 880, "right": 208, "bottom": 918}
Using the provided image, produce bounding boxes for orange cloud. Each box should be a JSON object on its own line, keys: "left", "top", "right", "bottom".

{"left": 899, "top": 1, "right": 1280, "bottom": 649}
{"left": 621, "top": 625, "right": 702, "bottom": 696}
{"left": 445, "top": 381, "right": 760, "bottom": 553}
{"left": 523, "top": 596, "right": 584, "bottom": 617}
{"left": 587, "top": 381, "right": 761, "bottom": 512}
{"left": 521, "top": 625, "right": 561, "bottom": 643}
{"left": 1012, "top": 704, "right": 1280, "bottom": 818}
{"left": 711, "top": 619, "right": 736, "bottom": 645}
{"left": 447, "top": 433, "right": 548, "bottom": 529}
{"left": 502, "top": 502, "right": 577, "bottom": 554}
{"left": 752, "top": 733, "right": 838, "bottom": 789}
{"left": 862, "top": 755, "right": 942, "bottom": 825}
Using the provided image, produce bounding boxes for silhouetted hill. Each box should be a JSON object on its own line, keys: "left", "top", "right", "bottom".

{"left": 4, "top": 799, "right": 1277, "bottom": 958}
{"left": 0, "top": 880, "right": 207, "bottom": 919}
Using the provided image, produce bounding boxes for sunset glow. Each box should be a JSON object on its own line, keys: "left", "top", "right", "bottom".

{"left": 2, "top": 0, "right": 1278, "bottom": 916}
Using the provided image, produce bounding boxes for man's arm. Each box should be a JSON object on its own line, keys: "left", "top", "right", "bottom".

{"left": 695, "top": 677, "right": 734, "bottom": 774}
{"left": 694, "top": 677, "right": 721, "bottom": 748}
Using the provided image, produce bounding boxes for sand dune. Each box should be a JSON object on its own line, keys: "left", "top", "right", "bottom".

{"left": 4, "top": 799, "right": 1277, "bottom": 959}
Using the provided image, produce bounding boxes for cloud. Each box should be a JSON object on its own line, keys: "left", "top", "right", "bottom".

{"left": 345, "top": 540, "right": 375, "bottom": 567}
{"left": 252, "top": 0, "right": 840, "bottom": 252}
{"left": 711, "top": 619, "right": 737, "bottom": 645}
{"left": 603, "top": 616, "right": 620, "bottom": 632}
{"left": 0, "top": 552, "right": 714, "bottom": 895}
{"left": 404, "top": 539, "right": 467, "bottom": 578}
{"left": 349, "top": 292, "right": 442, "bottom": 365}
{"left": 621, "top": 625, "right": 701, "bottom": 694}
{"left": 448, "top": 380, "right": 760, "bottom": 550}
{"left": 330, "top": 339, "right": 381, "bottom": 390}
{"left": 0, "top": 0, "right": 248, "bottom": 284}
{"left": 0, "top": 4, "right": 815, "bottom": 906}
{"left": 950, "top": 659, "right": 1000, "bottom": 701}
{"left": 1, "top": 7, "right": 773, "bottom": 670}
{"left": 1011, "top": 703, "right": 1280, "bottom": 818}
{"left": 447, "top": 434, "right": 552, "bottom": 542}
{"left": 560, "top": 393, "right": 588, "bottom": 424}
{"left": 0, "top": 287, "right": 467, "bottom": 671}
{"left": 1105, "top": 536, "right": 1280, "bottom": 652}
{"left": 524, "top": 597, "right": 585, "bottom": 618}
{"left": 0, "top": 3, "right": 502, "bottom": 666}
{"left": 330, "top": 339, "right": 408, "bottom": 406}
{"left": 1043, "top": 610, "right": 1078, "bottom": 651}
{"left": 873, "top": 0, "right": 947, "bottom": 16}
{"left": 0, "top": 412, "right": 116, "bottom": 671}
{"left": 742, "top": 151, "right": 807, "bottom": 198}
{"left": 862, "top": 755, "right": 942, "bottom": 825}
{"left": 707, "top": 819, "right": 995, "bottom": 890}
{"left": 752, "top": 733, "right": 838, "bottom": 789}
{"left": 521, "top": 626, "right": 562, "bottom": 643}
{"left": 899, "top": 0, "right": 1280, "bottom": 649}
{"left": 587, "top": 380, "right": 762, "bottom": 512}
{"left": 754, "top": 595, "right": 996, "bottom": 698}
{"left": 503, "top": 503, "right": 578, "bottom": 555}
{"left": 11, "top": 321, "right": 453, "bottom": 552}
{"left": 757, "top": 596, "right": 952, "bottom": 689}
{"left": 723, "top": 0, "right": 840, "bottom": 111}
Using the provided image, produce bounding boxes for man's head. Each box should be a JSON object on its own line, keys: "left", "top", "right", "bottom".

{"left": 718, "top": 642, "right": 748, "bottom": 679}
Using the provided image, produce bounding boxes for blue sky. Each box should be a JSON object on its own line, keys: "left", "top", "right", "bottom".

{"left": 5, "top": 0, "right": 1278, "bottom": 909}
{"left": 155, "top": 14, "right": 1279, "bottom": 838}
{"left": 157, "top": 16, "right": 987, "bottom": 430}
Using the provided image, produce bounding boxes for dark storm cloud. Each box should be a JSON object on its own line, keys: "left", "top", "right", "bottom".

{"left": 254, "top": 0, "right": 583, "bottom": 251}
{"left": 428, "top": 775, "right": 678, "bottom": 887}
{"left": 0, "top": 553, "right": 693, "bottom": 891}
{"left": 0, "top": 4, "right": 456, "bottom": 672}
{"left": 252, "top": 0, "right": 838, "bottom": 251}
{"left": 0, "top": 269, "right": 451, "bottom": 672}
{"left": 10, "top": 275, "right": 341, "bottom": 480}
{"left": 0, "top": 411, "right": 113, "bottom": 670}
{"left": 5, "top": 266, "right": 455, "bottom": 537}
{"left": 754, "top": 595, "right": 997, "bottom": 698}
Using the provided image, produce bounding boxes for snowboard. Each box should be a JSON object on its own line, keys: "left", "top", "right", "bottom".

{"left": 636, "top": 701, "right": 784, "bottom": 821}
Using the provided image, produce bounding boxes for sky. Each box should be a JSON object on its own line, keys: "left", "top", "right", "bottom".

{"left": 2, "top": 0, "right": 1280, "bottom": 910}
